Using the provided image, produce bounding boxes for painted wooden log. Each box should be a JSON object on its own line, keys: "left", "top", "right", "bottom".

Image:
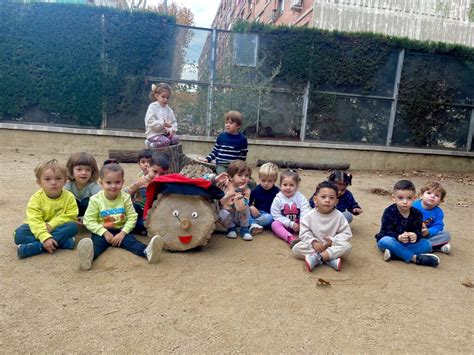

{"left": 255, "top": 159, "right": 350, "bottom": 171}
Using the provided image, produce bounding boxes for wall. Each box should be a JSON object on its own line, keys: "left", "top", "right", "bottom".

{"left": 1, "top": 125, "right": 472, "bottom": 172}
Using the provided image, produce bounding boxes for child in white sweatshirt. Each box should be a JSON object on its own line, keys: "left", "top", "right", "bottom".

{"left": 270, "top": 169, "right": 311, "bottom": 247}
{"left": 292, "top": 181, "right": 352, "bottom": 272}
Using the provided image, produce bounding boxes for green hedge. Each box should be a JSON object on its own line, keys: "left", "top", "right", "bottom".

{"left": 0, "top": 2, "right": 175, "bottom": 127}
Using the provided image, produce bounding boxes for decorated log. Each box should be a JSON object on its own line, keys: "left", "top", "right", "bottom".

{"left": 255, "top": 159, "right": 350, "bottom": 171}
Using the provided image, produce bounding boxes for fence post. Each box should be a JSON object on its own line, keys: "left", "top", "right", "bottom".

{"left": 386, "top": 49, "right": 405, "bottom": 146}
{"left": 206, "top": 28, "right": 217, "bottom": 137}
{"left": 467, "top": 108, "right": 474, "bottom": 152}
{"left": 300, "top": 82, "right": 310, "bottom": 141}
{"left": 100, "top": 13, "right": 107, "bottom": 130}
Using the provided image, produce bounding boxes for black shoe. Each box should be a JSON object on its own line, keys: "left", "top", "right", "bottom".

{"left": 415, "top": 253, "right": 440, "bottom": 267}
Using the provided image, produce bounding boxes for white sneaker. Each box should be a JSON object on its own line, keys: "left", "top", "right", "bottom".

{"left": 325, "top": 257, "right": 342, "bottom": 271}
{"left": 440, "top": 243, "right": 451, "bottom": 254}
{"left": 383, "top": 249, "right": 391, "bottom": 262}
{"left": 145, "top": 235, "right": 164, "bottom": 264}
{"left": 242, "top": 233, "right": 253, "bottom": 241}
{"left": 249, "top": 223, "right": 263, "bottom": 236}
{"left": 78, "top": 238, "right": 94, "bottom": 271}
{"left": 226, "top": 231, "right": 237, "bottom": 239}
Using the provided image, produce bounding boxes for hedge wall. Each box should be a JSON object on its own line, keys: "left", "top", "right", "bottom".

{"left": 0, "top": 2, "right": 175, "bottom": 127}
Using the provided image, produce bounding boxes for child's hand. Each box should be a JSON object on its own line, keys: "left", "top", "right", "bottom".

{"left": 421, "top": 223, "right": 429, "bottom": 237}
{"left": 103, "top": 231, "right": 114, "bottom": 244}
{"left": 312, "top": 241, "right": 325, "bottom": 253}
{"left": 323, "top": 237, "right": 333, "bottom": 248}
{"left": 164, "top": 121, "right": 173, "bottom": 128}
{"left": 112, "top": 231, "right": 126, "bottom": 247}
{"left": 215, "top": 173, "right": 229, "bottom": 189}
{"left": 353, "top": 208, "right": 363, "bottom": 215}
{"left": 43, "top": 238, "right": 58, "bottom": 254}
{"left": 398, "top": 233, "right": 410, "bottom": 243}
{"left": 292, "top": 223, "right": 300, "bottom": 233}
{"left": 46, "top": 223, "right": 52, "bottom": 233}
{"left": 408, "top": 232, "right": 417, "bottom": 243}
{"left": 197, "top": 156, "right": 208, "bottom": 163}
{"left": 250, "top": 206, "right": 260, "bottom": 218}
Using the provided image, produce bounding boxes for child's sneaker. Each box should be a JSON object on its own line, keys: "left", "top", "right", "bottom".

{"left": 325, "top": 257, "right": 342, "bottom": 271}
{"left": 145, "top": 235, "right": 164, "bottom": 264}
{"left": 383, "top": 249, "right": 391, "bottom": 261}
{"left": 415, "top": 253, "right": 440, "bottom": 267}
{"left": 242, "top": 233, "right": 253, "bottom": 241}
{"left": 289, "top": 237, "right": 301, "bottom": 249}
{"left": 78, "top": 238, "right": 94, "bottom": 271}
{"left": 305, "top": 254, "right": 322, "bottom": 272}
{"left": 61, "top": 237, "right": 76, "bottom": 250}
{"left": 440, "top": 242, "right": 451, "bottom": 254}
{"left": 226, "top": 231, "right": 237, "bottom": 239}
{"left": 17, "top": 242, "right": 43, "bottom": 259}
{"left": 249, "top": 223, "right": 263, "bottom": 236}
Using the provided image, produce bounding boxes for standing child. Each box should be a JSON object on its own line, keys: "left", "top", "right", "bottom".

{"left": 375, "top": 180, "right": 440, "bottom": 267}
{"left": 412, "top": 181, "right": 451, "bottom": 254}
{"left": 218, "top": 160, "right": 253, "bottom": 241}
{"left": 14, "top": 159, "right": 78, "bottom": 259}
{"left": 78, "top": 163, "right": 163, "bottom": 271}
{"left": 136, "top": 149, "right": 153, "bottom": 178}
{"left": 309, "top": 170, "right": 362, "bottom": 223}
{"left": 126, "top": 151, "right": 170, "bottom": 235}
{"left": 145, "top": 83, "right": 180, "bottom": 148}
{"left": 65, "top": 152, "right": 101, "bottom": 218}
{"left": 270, "top": 169, "right": 311, "bottom": 247}
{"left": 200, "top": 111, "right": 248, "bottom": 174}
{"left": 293, "top": 181, "right": 352, "bottom": 272}
{"left": 248, "top": 162, "right": 280, "bottom": 235}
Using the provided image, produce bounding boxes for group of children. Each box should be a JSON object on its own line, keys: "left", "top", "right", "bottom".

{"left": 12, "top": 82, "right": 452, "bottom": 272}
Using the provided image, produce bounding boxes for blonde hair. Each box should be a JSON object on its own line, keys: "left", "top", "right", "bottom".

{"left": 224, "top": 111, "right": 243, "bottom": 127}
{"left": 34, "top": 159, "right": 67, "bottom": 180}
{"left": 149, "top": 83, "right": 172, "bottom": 101}
{"left": 66, "top": 152, "right": 99, "bottom": 182}
{"left": 420, "top": 181, "right": 447, "bottom": 202}
{"left": 259, "top": 162, "right": 279, "bottom": 180}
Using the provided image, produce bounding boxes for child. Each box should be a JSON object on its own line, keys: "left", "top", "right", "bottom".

{"left": 309, "top": 170, "right": 362, "bottom": 223}
{"left": 375, "top": 180, "right": 440, "bottom": 267}
{"left": 136, "top": 149, "right": 153, "bottom": 178}
{"left": 200, "top": 111, "right": 248, "bottom": 174}
{"left": 14, "top": 159, "right": 78, "bottom": 259}
{"left": 145, "top": 83, "right": 180, "bottom": 148}
{"left": 65, "top": 152, "right": 101, "bottom": 217}
{"left": 126, "top": 152, "right": 170, "bottom": 235}
{"left": 293, "top": 181, "right": 352, "bottom": 272}
{"left": 270, "top": 169, "right": 311, "bottom": 247}
{"left": 413, "top": 181, "right": 451, "bottom": 254}
{"left": 218, "top": 160, "right": 253, "bottom": 241}
{"left": 78, "top": 163, "right": 163, "bottom": 271}
{"left": 248, "top": 162, "right": 280, "bottom": 235}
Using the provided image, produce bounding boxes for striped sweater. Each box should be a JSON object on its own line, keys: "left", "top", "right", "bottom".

{"left": 206, "top": 132, "right": 248, "bottom": 165}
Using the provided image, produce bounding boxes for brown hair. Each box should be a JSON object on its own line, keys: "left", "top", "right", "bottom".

{"left": 227, "top": 160, "right": 251, "bottom": 178}
{"left": 420, "top": 181, "right": 447, "bottom": 202}
{"left": 280, "top": 169, "right": 301, "bottom": 186}
{"left": 66, "top": 152, "right": 99, "bottom": 182}
{"left": 149, "top": 82, "right": 172, "bottom": 102}
{"left": 224, "top": 111, "right": 243, "bottom": 127}
{"left": 99, "top": 163, "right": 124, "bottom": 180}
{"left": 34, "top": 159, "right": 67, "bottom": 180}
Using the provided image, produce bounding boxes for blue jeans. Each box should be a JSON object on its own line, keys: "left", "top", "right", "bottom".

{"left": 377, "top": 236, "right": 432, "bottom": 263}
{"left": 249, "top": 211, "right": 273, "bottom": 228}
{"left": 91, "top": 229, "right": 146, "bottom": 260}
{"left": 14, "top": 222, "right": 78, "bottom": 258}
{"left": 77, "top": 198, "right": 90, "bottom": 217}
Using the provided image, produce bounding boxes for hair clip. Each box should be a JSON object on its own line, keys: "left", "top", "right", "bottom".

{"left": 151, "top": 83, "right": 157, "bottom": 92}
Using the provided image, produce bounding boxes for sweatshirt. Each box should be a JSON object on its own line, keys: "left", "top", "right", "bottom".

{"left": 65, "top": 181, "right": 101, "bottom": 202}
{"left": 144, "top": 102, "right": 178, "bottom": 139}
{"left": 412, "top": 199, "right": 445, "bottom": 236}
{"left": 270, "top": 191, "right": 311, "bottom": 229}
{"left": 299, "top": 208, "right": 352, "bottom": 245}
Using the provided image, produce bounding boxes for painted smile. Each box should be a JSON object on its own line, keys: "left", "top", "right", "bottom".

{"left": 179, "top": 235, "right": 192, "bottom": 244}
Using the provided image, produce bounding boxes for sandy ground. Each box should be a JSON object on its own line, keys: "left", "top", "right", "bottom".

{"left": 0, "top": 148, "right": 473, "bottom": 353}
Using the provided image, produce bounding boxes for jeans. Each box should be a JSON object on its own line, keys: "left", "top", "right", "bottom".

{"left": 91, "top": 229, "right": 146, "bottom": 260}
{"left": 249, "top": 211, "right": 273, "bottom": 228}
{"left": 77, "top": 198, "right": 90, "bottom": 217}
{"left": 14, "top": 222, "right": 78, "bottom": 258}
{"left": 132, "top": 203, "right": 147, "bottom": 236}
{"left": 342, "top": 211, "right": 353, "bottom": 224}
{"left": 377, "top": 236, "right": 432, "bottom": 263}
{"left": 219, "top": 208, "right": 250, "bottom": 236}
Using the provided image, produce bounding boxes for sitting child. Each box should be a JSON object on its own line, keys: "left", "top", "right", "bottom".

{"left": 270, "top": 169, "right": 311, "bottom": 247}
{"left": 78, "top": 162, "right": 163, "bottom": 271}
{"left": 65, "top": 152, "right": 101, "bottom": 218}
{"left": 292, "top": 181, "right": 352, "bottom": 272}
{"left": 136, "top": 148, "right": 153, "bottom": 178}
{"left": 375, "top": 180, "right": 439, "bottom": 267}
{"left": 412, "top": 181, "right": 451, "bottom": 254}
{"left": 218, "top": 160, "right": 253, "bottom": 241}
{"left": 309, "top": 170, "right": 362, "bottom": 223}
{"left": 14, "top": 159, "right": 78, "bottom": 259}
{"left": 125, "top": 151, "right": 170, "bottom": 235}
{"left": 248, "top": 162, "right": 280, "bottom": 235}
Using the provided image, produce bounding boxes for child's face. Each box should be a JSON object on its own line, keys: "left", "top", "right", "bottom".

{"left": 148, "top": 164, "right": 167, "bottom": 179}
{"left": 334, "top": 180, "right": 347, "bottom": 197}
{"left": 280, "top": 177, "right": 297, "bottom": 198}
{"left": 138, "top": 158, "right": 150, "bottom": 175}
{"left": 314, "top": 187, "right": 338, "bottom": 214}
{"left": 73, "top": 165, "right": 93, "bottom": 186}
{"left": 259, "top": 176, "right": 276, "bottom": 190}
{"left": 37, "top": 168, "right": 66, "bottom": 198}
{"left": 155, "top": 91, "right": 170, "bottom": 107}
{"left": 421, "top": 189, "right": 442, "bottom": 209}
{"left": 392, "top": 189, "right": 416, "bottom": 214}
{"left": 230, "top": 171, "right": 249, "bottom": 189}
{"left": 224, "top": 119, "right": 240, "bottom": 135}
{"left": 100, "top": 171, "right": 124, "bottom": 200}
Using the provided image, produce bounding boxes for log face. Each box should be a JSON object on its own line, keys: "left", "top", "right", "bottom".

{"left": 146, "top": 194, "right": 217, "bottom": 251}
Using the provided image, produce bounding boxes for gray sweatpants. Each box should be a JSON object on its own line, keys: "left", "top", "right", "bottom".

{"left": 292, "top": 238, "right": 352, "bottom": 260}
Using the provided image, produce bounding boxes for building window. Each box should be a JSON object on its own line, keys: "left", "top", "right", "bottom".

{"left": 233, "top": 33, "right": 258, "bottom": 67}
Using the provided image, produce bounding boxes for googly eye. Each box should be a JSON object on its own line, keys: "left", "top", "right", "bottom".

{"left": 191, "top": 211, "right": 198, "bottom": 218}
{"left": 172, "top": 210, "right": 179, "bottom": 217}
